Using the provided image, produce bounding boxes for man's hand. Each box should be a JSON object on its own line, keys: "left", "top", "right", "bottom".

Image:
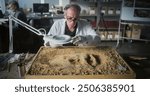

{"left": 72, "top": 35, "right": 87, "bottom": 46}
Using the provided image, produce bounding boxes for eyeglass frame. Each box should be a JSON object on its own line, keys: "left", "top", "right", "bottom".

{"left": 66, "top": 16, "right": 79, "bottom": 22}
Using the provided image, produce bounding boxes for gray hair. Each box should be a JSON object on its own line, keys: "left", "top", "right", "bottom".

{"left": 64, "top": 4, "right": 81, "bottom": 14}
{"left": 8, "top": 0, "right": 19, "bottom": 9}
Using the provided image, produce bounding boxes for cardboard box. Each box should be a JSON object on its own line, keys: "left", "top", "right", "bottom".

{"left": 126, "top": 24, "right": 141, "bottom": 39}
{"left": 25, "top": 47, "right": 135, "bottom": 79}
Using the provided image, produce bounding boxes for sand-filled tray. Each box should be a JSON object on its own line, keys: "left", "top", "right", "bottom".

{"left": 25, "top": 46, "right": 136, "bottom": 79}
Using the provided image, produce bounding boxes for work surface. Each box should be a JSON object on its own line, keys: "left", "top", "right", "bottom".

{"left": 25, "top": 46, "right": 135, "bottom": 79}
{"left": 1, "top": 46, "right": 135, "bottom": 79}
{"left": 0, "top": 53, "right": 35, "bottom": 78}
{"left": 0, "top": 41, "right": 150, "bottom": 79}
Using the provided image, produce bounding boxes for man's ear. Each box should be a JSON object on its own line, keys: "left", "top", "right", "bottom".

{"left": 64, "top": 15, "right": 66, "bottom": 19}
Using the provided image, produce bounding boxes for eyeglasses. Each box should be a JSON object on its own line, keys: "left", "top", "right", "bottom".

{"left": 66, "top": 16, "right": 78, "bottom": 22}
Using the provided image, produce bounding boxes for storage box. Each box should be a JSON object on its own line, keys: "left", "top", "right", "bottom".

{"left": 25, "top": 46, "right": 135, "bottom": 79}
{"left": 100, "top": 31, "right": 119, "bottom": 40}
{"left": 126, "top": 24, "right": 141, "bottom": 39}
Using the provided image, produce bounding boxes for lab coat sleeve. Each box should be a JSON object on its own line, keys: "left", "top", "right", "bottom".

{"left": 46, "top": 20, "right": 63, "bottom": 47}
{"left": 81, "top": 22, "right": 101, "bottom": 46}
{"left": 47, "top": 21, "right": 58, "bottom": 35}
{"left": 47, "top": 19, "right": 65, "bottom": 35}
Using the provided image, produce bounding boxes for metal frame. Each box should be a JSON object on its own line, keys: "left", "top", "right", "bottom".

{"left": 116, "top": 0, "right": 150, "bottom": 48}
{"left": 8, "top": 15, "right": 49, "bottom": 53}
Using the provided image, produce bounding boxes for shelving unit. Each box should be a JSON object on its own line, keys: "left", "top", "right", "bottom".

{"left": 120, "top": 0, "right": 150, "bottom": 23}
{"left": 97, "top": 0, "right": 122, "bottom": 41}
{"left": 117, "top": 0, "right": 150, "bottom": 47}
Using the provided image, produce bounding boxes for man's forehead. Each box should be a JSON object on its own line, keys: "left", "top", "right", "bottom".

{"left": 66, "top": 9, "right": 78, "bottom": 16}
{"left": 66, "top": 7, "right": 78, "bottom": 12}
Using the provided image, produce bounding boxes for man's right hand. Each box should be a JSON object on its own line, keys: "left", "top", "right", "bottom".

{"left": 72, "top": 35, "right": 87, "bottom": 46}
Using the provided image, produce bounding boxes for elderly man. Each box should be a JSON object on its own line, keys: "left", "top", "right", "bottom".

{"left": 47, "top": 4, "right": 100, "bottom": 47}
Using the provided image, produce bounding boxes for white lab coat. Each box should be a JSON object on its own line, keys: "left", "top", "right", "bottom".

{"left": 47, "top": 19, "right": 101, "bottom": 46}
